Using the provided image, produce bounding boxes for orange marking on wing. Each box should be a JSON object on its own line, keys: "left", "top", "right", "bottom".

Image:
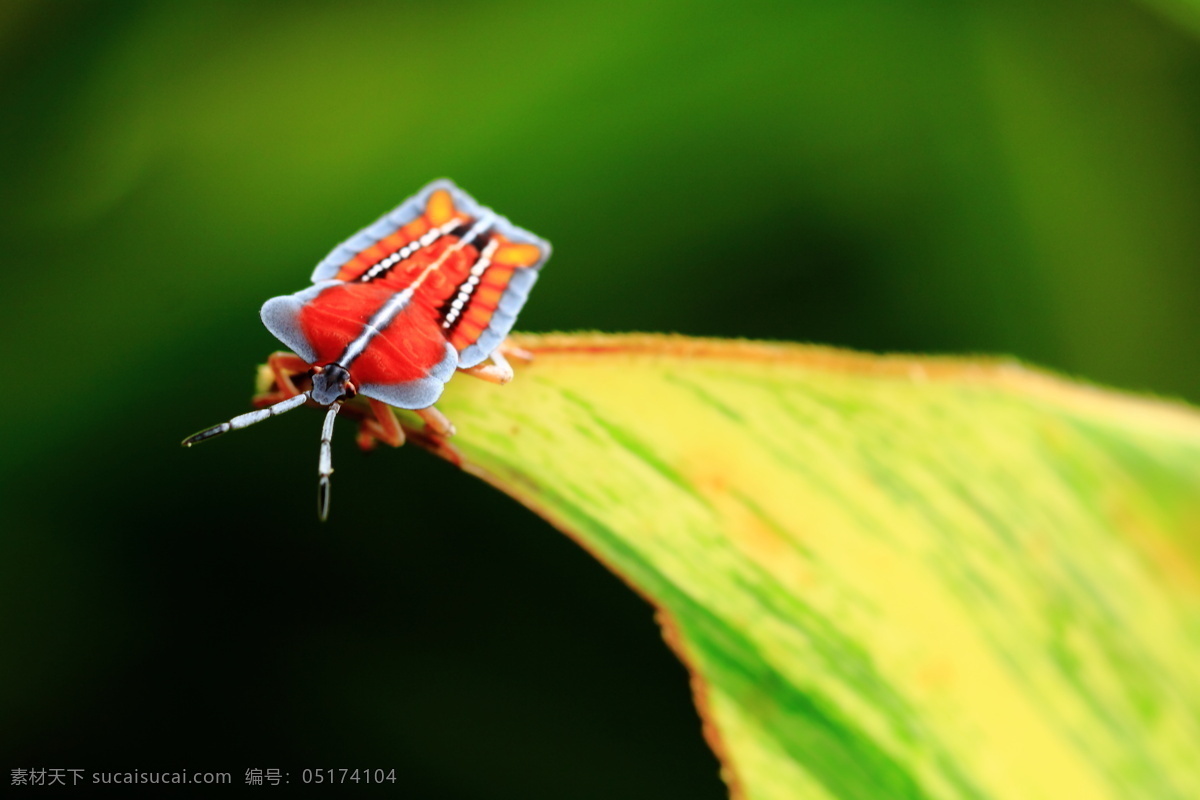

{"left": 493, "top": 243, "right": 542, "bottom": 267}
{"left": 463, "top": 307, "right": 494, "bottom": 327}
{"left": 456, "top": 319, "right": 485, "bottom": 338}
{"left": 480, "top": 265, "right": 514, "bottom": 283}
{"left": 469, "top": 299, "right": 500, "bottom": 313}
{"left": 475, "top": 286, "right": 504, "bottom": 305}
{"left": 334, "top": 254, "right": 373, "bottom": 282}
{"left": 357, "top": 243, "right": 387, "bottom": 265}
{"left": 426, "top": 189, "right": 456, "bottom": 226}
{"left": 402, "top": 217, "right": 430, "bottom": 240}
{"left": 479, "top": 276, "right": 514, "bottom": 292}
{"left": 379, "top": 230, "right": 407, "bottom": 252}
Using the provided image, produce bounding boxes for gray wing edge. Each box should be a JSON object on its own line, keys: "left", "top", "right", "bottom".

{"left": 358, "top": 342, "right": 460, "bottom": 410}
{"left": 260, "top": 282, "right": 342, "bottom": 363}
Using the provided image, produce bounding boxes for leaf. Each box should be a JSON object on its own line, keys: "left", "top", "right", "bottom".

{"left": 265, "top": 334, "right": 1200, "bottom": 800}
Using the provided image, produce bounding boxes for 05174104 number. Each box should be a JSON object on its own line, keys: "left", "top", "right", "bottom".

{"left": 301, "top": 768, "right": 396, "bottom": 784}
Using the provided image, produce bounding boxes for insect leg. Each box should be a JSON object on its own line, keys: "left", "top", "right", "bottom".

{"left": 415, "top": 406, "right": 456, "bottom": 437}
{"left": 497, "top": 337, "right": 534, "bottom": 363}
{"left": 355, "top": 398, "right": 407, "bottom": 451}
{"left": 458, "top": 349, "right": 514, "bottom": 385}
{"left": 253, "top": 351, "right": 312, "bottom": 407}
{"left": 317, "top": 403, "right": 341, "bottom": 521}
{"left": 182, "top": 392, "right": 310, "bottom": 446}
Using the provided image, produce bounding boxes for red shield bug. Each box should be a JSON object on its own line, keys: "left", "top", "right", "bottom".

{"left": 183, "top": 180, "right": 551, "bottom": 520}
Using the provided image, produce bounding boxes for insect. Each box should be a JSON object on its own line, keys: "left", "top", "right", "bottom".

{"left": 183, "top": 179, "right": 551, "bottom": 520}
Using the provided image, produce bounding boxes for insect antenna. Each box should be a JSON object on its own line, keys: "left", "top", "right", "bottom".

{"left": 317, "top": 402, "right": 341, "bottom": 522}
{"left": 181, "top": 392, "right": 311, "bottom": 447}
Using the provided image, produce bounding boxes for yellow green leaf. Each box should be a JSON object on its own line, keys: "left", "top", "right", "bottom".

{"left": 261, "top": 333, "right": 1200, "bottom": 800}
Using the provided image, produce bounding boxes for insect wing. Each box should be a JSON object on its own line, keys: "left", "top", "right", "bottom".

{"left": 260, "top": 282, "right": 335, "bottom": 364}
{"left": 436, "top": 230, "right": 548, "bottom": 367}
{"left": 311, "top": 179, "right": 470, "bottom": 284}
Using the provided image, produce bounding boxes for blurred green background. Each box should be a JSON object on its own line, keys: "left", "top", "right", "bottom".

{"left": 3, "top": 0, "right": 1199, "bottom": 796}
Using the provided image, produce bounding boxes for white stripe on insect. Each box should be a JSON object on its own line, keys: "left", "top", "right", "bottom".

{"left": 340, "top": 215, "right": 495, "bottom": 365}
{"left": 316, "top": 402, "right": 342, "bottom": 521}
{"left": 230, "top": 392, "right": 308, "bottom": 430}
{"left": 180, "top": 391, "right": 311, "bottom": 447}
{"left": 360, "top": 218, "right": 463, "bottom": 282}
{"left": 442, "top": 239, "right": 498, "bottom": 330}
{"left": 319, "top": 403, "right": 339, "bottom": 477}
